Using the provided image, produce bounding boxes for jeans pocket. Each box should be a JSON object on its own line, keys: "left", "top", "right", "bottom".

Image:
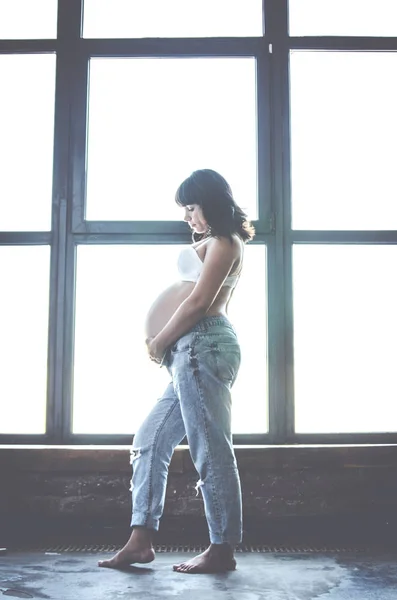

{"left": 213, "top": 343, "right": 241, "bottom": 386}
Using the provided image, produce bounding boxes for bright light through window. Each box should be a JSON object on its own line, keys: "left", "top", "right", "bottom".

{"left": 86, "top": 57, "right": 258, "bottom": 222}
{"left": 289, "top": 0, "right": 397, "bottom": 36}
{"left": 0, "top": 0, "right": 58, "bottom": 39}
{"left": 73, "top": 244, "right": 267, "bottom": 435}
{"left": 83, "top": 0, "right": 263, "bottom": 38}
{"left": 0, "top": 246, "right": 50, "bottom": 434}
{"left": 290, "top": 51, "right": 397, "bottom": 230}
{"left": 293, "top": 245, "right": 397, "bottom": 433}
{"left": 0, "top": 54, "right": 56, "bottom": 231}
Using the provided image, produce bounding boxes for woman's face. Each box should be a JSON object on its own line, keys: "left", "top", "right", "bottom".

{"left": 183, "top": 204, "right": 208, "bottom": 234}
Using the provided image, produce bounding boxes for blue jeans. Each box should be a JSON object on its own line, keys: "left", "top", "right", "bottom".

{"left": 130, "top": 315, "right": 242, "bottom": 545}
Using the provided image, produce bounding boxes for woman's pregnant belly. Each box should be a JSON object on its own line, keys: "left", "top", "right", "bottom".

{"left": 144, "top": 281, "right": 195, "bottom": 339}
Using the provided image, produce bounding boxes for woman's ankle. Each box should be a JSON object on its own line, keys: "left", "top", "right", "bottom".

{"left": 209, "top": 543, "right": 234, "bottom": 556}
{"left": 130, "top": 526, "right": 154, "bottom": 546}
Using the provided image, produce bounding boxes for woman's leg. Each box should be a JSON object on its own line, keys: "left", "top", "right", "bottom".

{"left": 170, "top": 323, "right": 242, "bottom": 572}
{"left": 99, "top": 381, "right": 186, "bottom": 568}
{"left": 129, "top": 381, "right": 186, "bottom": 530}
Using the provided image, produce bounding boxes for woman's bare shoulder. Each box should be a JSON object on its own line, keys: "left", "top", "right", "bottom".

{"left": 201, "top": 235, "right": 242, "bottom": 271}
{"left": 208, "top": 234, "right": 242, "bottom": 251}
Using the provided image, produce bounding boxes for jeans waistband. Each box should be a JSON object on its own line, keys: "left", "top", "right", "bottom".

{"left": 190, "top": 315, "right": 235, "bottom": 333}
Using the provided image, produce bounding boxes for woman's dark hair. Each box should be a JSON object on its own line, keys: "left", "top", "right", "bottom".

{"left": 175, "top": 169, "right": 255, "bottom": 243}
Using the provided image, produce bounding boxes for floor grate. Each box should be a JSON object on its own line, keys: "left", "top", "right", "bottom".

{"left": 14, "top": 543, "right": 375, "bottom": 554}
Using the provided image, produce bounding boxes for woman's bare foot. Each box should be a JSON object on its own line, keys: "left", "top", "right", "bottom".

{"left": 98, "top": 527, "right": 155, "bottom": 569}
{"left": 173, "top": 543, "right": 236, "bottom": 574}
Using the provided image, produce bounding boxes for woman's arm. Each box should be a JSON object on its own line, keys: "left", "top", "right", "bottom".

{"left": 149, "top": 237, "right": 238, "bottom": 361}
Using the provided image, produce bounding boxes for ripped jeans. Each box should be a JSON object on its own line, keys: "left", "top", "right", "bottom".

{"left": 130, "top": 315, "right": 242, "bottom": 545}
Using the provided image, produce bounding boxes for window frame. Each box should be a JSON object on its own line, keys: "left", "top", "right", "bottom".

{"left": 284, "top": 7, "right": 397, "bottom": 445}
{"left": 1, "top": 0, "right": 397, "bottom": 445}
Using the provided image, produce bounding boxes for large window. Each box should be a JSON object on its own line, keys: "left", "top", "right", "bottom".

{"left": 293, "top": 245, "right": 397, "bottom": 434}
{"left": 0, "top": 247, "right": 50, "bottom": 434}
{"left": 1, "top": 0, "right": 396, "bottom": 445}
{"left": 0, "top": 54, "right": 56, "bottom": 231}
{"left": 290, "top": 51, "right": 397, "bottom": 231}
{"left": 86, "top": 57, "right": 258, "bottom": 221}
{"left": 289, "top": 0, "right": 397, "bottom": 37}
{"left": 83, "top": 0, "right": 263, "bottom": 38}
{"left": 0, "top": 0, "right": 58, "bottom": 39}
{"left": 73, "top": 245, "right": 268, "bottom": 435}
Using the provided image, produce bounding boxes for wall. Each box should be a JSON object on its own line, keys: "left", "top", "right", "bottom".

{"left": 1, "top": 446, "right": 397, "bottom": 547}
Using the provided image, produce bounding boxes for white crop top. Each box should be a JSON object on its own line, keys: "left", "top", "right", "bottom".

{"left": 177, "top": 245, "right": 240, "bottom": 289}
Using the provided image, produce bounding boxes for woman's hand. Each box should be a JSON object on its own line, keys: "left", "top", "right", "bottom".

{"left": 145, "top": 336, "right": 166, "bottom": 366}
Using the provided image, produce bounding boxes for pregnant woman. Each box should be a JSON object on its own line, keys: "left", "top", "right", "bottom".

{"left": 99, "top": 168, "right": 255, "bottom": 574}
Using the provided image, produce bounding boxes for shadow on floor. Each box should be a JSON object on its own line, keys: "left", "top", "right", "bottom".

{"left": 1, "top": 550, "right": 397, "bottom": 600}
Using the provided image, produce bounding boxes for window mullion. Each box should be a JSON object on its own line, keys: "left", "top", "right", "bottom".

{"left": 46, "top": 45, "right": 73, "bottom": 443}
{"left": 266, "top": 6, "right": 292, "bottom": 442}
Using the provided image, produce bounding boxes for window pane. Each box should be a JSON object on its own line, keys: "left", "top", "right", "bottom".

{"left": 0, "top": 0, "right": 57, "bottom": 39}
{"left": 0, "top": 54, "right": 56, "bottom": 231}
{"left": 293, "top": 245, "right": 397, "bottom": 433}
{"left": 0, "top": 246, "right": 50, "bottom": 434}
{"left": 73, "top": 245, "right": 267, "bottom": 435}
{"left": 290, "top": 52, "right": 397, "bottom": 230}
{"left": 86, "top": 58, "right": 258, "bottom": 222}
{"left": 289, "top": 0, "right": 397, "bottom": 37}
{"left": 83, "top": 0, "right": 262, "bottom": 38}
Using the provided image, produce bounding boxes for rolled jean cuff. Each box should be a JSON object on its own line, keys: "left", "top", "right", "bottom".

{"left": 130, "top": 512, "right": 160, "bottom": 531}
{"left": 209, "top": 533, "right": 242, "bottom": 545}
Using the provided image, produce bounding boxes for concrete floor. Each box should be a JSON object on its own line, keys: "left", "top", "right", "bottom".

{"left": 1, "top": 550, "right": 397, "bottom": 599}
